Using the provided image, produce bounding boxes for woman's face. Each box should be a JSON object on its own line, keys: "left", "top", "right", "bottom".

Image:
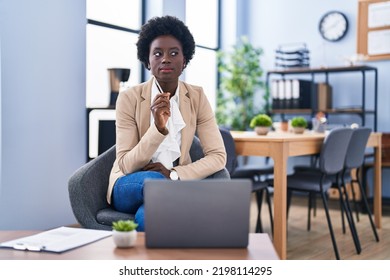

{"left": 148, "top": 35, "right": 185, "bottom": 84}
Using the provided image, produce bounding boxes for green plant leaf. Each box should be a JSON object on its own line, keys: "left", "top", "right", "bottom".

{"left": 291, "top": 116, "right": 308, "bottom": 128}
{"left": 112, "top": 220, "right": 138, "bottom": 232}
{"left": 216, "top": 36, "right": 268, "bottom": 131}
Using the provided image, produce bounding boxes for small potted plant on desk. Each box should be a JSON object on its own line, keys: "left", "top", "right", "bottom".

{"left": 291, "top": 116, "right": 308, "bottom": 134}
{"left": 112, "top": 220, "right": 138, "bottom": 248}
{"left": 250, "top": 114, "right": 273, "bottom": 135}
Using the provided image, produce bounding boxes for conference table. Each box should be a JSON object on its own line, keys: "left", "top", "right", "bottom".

{"left": 231, "top": 130, "right": 382, "bottom": 260}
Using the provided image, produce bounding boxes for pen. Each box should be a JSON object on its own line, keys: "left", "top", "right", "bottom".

{"left": 154, "top": 76, "right": 171, "bottom": 98}
{"left": 155, "top": 78, "right": 164, "bottom": 94}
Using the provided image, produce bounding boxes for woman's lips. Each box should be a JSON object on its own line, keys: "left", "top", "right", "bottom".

{"left": 160, "top": 68, "right": 173, "bottom": 73}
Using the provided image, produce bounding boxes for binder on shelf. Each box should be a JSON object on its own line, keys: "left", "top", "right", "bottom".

{"left": 284, "top": 79, "right": 293, "bottom": 109}
{"left": 271, "top": 80, "right": 280, "bottom": 109}
{"left": 278, "top": 80, "right": 286, "bottom": 109}
{"left": 317, "top": 83, "right": 332, "bottom": 111}
{"left": 291, "top": 79, "right": 315, "bottom": 109}
{"left": 272, "top": 79, "right": 321, "bottom": 111}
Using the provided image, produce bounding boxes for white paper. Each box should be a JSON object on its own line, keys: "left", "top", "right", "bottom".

{"left": 0, "top": 227, "right": 112, "bottom": 253}
{"left": 368, "top": 30, "right": 390, "bottom": 55}
{"left": 368, "top": 1, "right": 390, "bottom": 28}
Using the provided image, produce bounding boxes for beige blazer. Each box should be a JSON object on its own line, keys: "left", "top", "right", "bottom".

{"left": 107, "top": 78, "right": 227, "bottom": 203}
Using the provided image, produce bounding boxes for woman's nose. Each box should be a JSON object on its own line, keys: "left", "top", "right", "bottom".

{"left": 162, "top": 53, "right": 170, "bottom": 63}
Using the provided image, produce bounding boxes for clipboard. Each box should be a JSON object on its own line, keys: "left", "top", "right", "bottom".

{"left": 0, "top": 227, "right": 112, "bottom": 253}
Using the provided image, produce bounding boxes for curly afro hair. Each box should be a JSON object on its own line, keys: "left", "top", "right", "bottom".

{"left": 137, "top": 15, "right": 195, "bottom": 69}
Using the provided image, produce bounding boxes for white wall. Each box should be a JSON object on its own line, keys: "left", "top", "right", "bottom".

{"left": 0, "top": 0, "right": 86, "bottom": 229}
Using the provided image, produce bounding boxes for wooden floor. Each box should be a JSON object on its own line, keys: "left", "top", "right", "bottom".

{"left": 249, "top": 193, "right": 390, "bottom": 260}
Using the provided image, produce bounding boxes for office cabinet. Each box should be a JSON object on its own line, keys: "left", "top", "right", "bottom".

{"left": 266, "top": 65, "right": 378, "bottom": 131}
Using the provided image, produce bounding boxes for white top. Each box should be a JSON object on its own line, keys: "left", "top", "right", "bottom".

{"left": 150, "top": 78, "right": 186, "bottom": 169}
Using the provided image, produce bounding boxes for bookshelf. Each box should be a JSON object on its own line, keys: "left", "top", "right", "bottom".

{"left": 266, "top": 65, "right": 378, "bottom": 131}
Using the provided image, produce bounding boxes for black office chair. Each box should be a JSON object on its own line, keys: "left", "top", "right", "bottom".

{"left": 294, "top": 128, "right": 379, "bottom": 250}
{"left": 219, "top": 127, "right": 274, "bottom": 234}
{"left": 339, "top": 127, "right": 379, "bottom": 243}
{"left": 283, "top": 128, "right": 354, "bottom": 260}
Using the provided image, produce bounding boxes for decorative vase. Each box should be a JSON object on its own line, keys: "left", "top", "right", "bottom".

{"left": 293, "top": 127, "right": 305, "bottom": 134}
{"left": 255, "top": 126, "right": 270, "bottom": 135}
{"left": 112, "top": 230, "right": 137, "bottom": 248}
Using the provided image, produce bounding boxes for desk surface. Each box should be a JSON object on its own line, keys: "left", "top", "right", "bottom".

{"left": 0, "top": 232, "right": 279, "bottom": 260}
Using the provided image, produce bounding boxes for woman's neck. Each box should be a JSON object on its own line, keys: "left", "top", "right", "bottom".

{"left": 159, "top": 81, "right": 178, "bottom": 97}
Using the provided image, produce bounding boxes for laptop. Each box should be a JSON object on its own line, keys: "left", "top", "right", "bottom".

{"left": 144, "top": 179, "right": 252, "bottom": 248}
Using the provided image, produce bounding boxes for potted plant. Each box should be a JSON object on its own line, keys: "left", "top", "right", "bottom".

{"left": 291, "top": 116, "right": 308, "bottom": 134}
{"left": 250, "top": 114, "right": 273, "bottom": 135}
{"left": 112, "top": 220, "right": 138, "bottom": 248}
{"left": 216, "top": 36, "right": 268, "bottom": 131}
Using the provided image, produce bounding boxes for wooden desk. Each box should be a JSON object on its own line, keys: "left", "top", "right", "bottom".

{"left": 231, "top": 131, "right": 382, "bottom": 260}
{"left": 0, "top": 232, "right": 279, "bottom": 260}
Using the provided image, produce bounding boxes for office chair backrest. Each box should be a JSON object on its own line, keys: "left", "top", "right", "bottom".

{"left": 218, "top": 127, "right": 238, "bottom": 175}
{"left": 319, "top": 127, "right": 353, "bottom": 175}
{"left": 345, "top": 127, "right": 371, "bottom": 170}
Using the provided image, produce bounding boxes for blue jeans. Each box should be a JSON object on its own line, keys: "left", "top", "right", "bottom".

{"left": 112, "top": 171, "right": 165, "bottom": 232}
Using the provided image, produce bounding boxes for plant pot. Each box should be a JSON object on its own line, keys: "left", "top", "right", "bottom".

{"left": 293, "top": 127, "right": 305, "bottom": 134}
{"left": 281, "top": 121, "right": 289, "bottom": 132}
{"left": 112, "top": 230, "right": 137, "bottom": 248}
{"left": 255, "top": 126, "right": 270, "bottom": 135}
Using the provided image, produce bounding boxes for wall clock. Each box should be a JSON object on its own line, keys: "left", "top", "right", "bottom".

{"left": 319, "top": 11, "right": 348, "bottom": 42}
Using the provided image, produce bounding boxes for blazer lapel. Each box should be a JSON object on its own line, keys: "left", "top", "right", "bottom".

{"left": 178, "top": 81, "right": 191, "bottom": 164}
{"left": 139, "top": 79, "right": 153, "bottom": 138}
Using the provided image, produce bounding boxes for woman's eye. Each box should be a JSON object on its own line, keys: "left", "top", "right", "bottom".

{"left": 154, "top": 51, "right": 162, "bottom": 57}
{"left": 171, "top": 51, "right": 178, "bottom": 56}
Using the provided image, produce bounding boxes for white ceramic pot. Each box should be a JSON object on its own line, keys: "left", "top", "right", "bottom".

{"left": 255, "top": 126, "right": 270, "bottom": 135}
{"left": 293, "top": 127, "right": 305, "bottom": 134}
{"left": 112, "top": 230, "right": 137, "bottom": 248}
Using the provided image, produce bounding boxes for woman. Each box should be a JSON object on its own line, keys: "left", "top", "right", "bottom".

{"left": 107, "top": 15, "right": 226, "bottom": 231}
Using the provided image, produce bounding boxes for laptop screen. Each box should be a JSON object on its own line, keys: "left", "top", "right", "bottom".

{"left": 144, "top": 179, "right": 252, "bottom": 248}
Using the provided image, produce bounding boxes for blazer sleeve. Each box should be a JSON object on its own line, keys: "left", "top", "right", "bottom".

{"left": 115, "top": 87, "right": 166, "bottom": 175}
{"left": 174, "top": 86, "right": 227, "bottom": 179}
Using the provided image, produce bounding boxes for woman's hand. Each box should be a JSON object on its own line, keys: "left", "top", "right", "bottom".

{"left": 151, "top": 92, "right": 171, "bottom": 135}
{"left": 143, "top": 162, "right": 170, "bottom": 178}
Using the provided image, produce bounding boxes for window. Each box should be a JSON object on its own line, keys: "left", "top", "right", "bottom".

{"left": 185, "top": 0, "right": 218, "bottom": 49}
{"left": 184, "top": 0, "right": 220, "bottom": 110}
{"left": 185, "top": 47, "right": 218, "bottom": 109}
{"left": 86, "top": 0, "right": 142, "bottom": 108}
{"left": 86, "top": 0, "right": 220, "bottom": 109}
